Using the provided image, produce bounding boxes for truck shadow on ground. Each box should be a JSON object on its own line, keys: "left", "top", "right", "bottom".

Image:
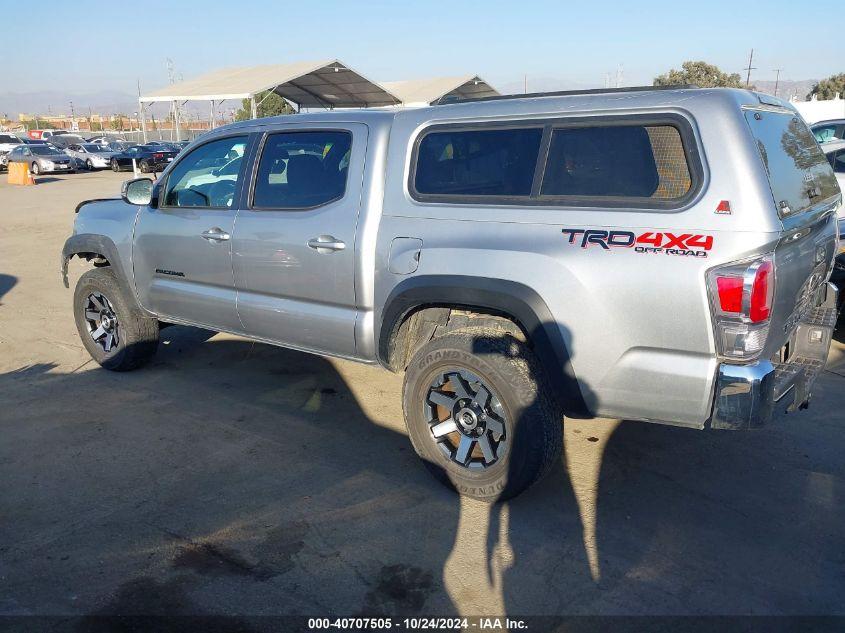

{"left": 491, "top": 310, "right": 845, "bottom": 615}
{"left": 2, "top": 321, "right": 845, "bottom": 626}
{"left": 1, "top": 327, "right": 466, "bottom": 628}
{"left": 0, "top": 273, "right": 17, "bottom": 303}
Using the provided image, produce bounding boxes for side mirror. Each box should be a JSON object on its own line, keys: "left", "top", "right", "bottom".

{"left": 121, "top": 177, "right": 153, "bottom": 206}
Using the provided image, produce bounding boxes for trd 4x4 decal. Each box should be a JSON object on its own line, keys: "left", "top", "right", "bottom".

{"left": 561, "top": 229, "right": 714, "bottom": 258}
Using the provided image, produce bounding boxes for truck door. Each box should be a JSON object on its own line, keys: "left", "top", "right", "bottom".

{"left": 232, "top": 124, "right": 368, "bottom": 358}
{"left": 132, "top": 134, "right": 252, "bottom": 332}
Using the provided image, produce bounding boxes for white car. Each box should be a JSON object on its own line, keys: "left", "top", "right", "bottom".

{"left": 88, "top": 136, "right": 127, "bottom": 146}
{"left": 821, "top": 140, "right": 845, "bottom": 249}
{"left": 0, "top": 133, "right": 21, "bottom": 169}
{"left": 65, "top": 143, "right": 117, "bottom": 170}
{"left": 0, "top": 132, "right": 20, "bottom": 154}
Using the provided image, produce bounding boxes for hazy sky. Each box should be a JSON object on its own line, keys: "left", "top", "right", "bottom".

{"left": 4, "top": 0, "right": 841, "bottom": 95}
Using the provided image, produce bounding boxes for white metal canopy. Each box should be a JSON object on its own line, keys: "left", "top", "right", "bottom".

{"left": 379, "top": 75, "right": 499, "bottom": 105}
{"left": 140, "top": 59, "right": 401, "bottom": 108}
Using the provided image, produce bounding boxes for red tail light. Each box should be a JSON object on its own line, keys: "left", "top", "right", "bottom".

{"left": 707, "top": 255, "right": 775, "bottom": 360}
{"left": 716, "top": 277, "right": 743, "bottom": 313}
{"left": 749, "top": 259, "right": 773, "bottom": 323}
{"left": 154, "top": 152, "right": 163, "bottom": 159}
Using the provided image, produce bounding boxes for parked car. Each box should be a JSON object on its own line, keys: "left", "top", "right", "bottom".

{"left": 26, "top": 129, "right": 73, "bottom": 141}
{"left": 65, "top": 143, "right": 117, "bottom": 170}
{"left": 104, "top": 140, "right": 133, "bottom": 152}
{"left": 811, "top": 119, "right": 845, "bottom": 144}
{"left": 62, "top": 87, "right": 841, "bottom": 501}
{"left": 87, "top": 136, "right": 126, "bottom": 146}
{"left": 0, "top": 132, "right": 21, "bottom": 153}
{"left": 108, "top": 145, "right": 177, "bottom": 173}
{"left": 47, "top": 133, "right": 86, "bottom": 149}
{"left": 8, "top": 143, "right": 75, "bottom": 174}
{"left": 821, "top": 139, "right": 845, "bottom": 286}
{"left": 0, "top": 133, "right": 20, "bottom": 171}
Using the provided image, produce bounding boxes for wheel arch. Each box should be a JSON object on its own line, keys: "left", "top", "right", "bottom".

{"left": 378, "top": 275, "right": 589, "bottom": 416}
{"left": 61, "top": 233, "right": 144, "bottom": 312}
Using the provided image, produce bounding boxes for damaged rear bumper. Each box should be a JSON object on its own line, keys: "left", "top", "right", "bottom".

{"left": 710, "top": 281, "right": 839, "bottom": 430}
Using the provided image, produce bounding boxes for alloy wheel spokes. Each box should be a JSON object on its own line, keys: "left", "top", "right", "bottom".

{"left": 83, "top": 292, "right": 120, "bottom": 353}
{"left": 424, "top": 369, "right": 508, "bottom": 470}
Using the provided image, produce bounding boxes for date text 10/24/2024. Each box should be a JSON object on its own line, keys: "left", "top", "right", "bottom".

{"left": 307, "top": 617, "right": 528, "bottom": 630}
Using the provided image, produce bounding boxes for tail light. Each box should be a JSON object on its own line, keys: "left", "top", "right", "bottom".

{"left": 707, "top": 255, "right": 775, "bottom": 360}
{"left": 154, "top": 152, "right": 163, "bottom": 159}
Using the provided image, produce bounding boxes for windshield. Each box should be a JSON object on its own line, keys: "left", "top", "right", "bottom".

{"left": 31, "top": 146, "right": 63, "bottom": 156}
{"left": 82, "top": 144, "right": 102, "bottom": 152}
{"left": 744, "top": 110, "right": 840, "bottom": 217}
{"left": 0, "top": 135, "right": 18, "bottom": 144}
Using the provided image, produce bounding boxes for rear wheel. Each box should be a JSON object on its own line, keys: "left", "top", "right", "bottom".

{"left": 86, "top": 159, "right": 94, "bottom": 170}
{"left": 139, "top": 160, "right": 149, "bottom": 173}
{"left": 73, "top": 268, "right": 159, "bottom": 371}
{"left": 403, "top": 327, "right": 563, "bottom": 502}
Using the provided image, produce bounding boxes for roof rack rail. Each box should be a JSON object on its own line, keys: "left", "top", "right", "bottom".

{"left": 441, "top": 84, "right": 700, "bottom": 105}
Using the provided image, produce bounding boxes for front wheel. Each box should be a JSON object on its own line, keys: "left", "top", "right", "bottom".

{"left": 111, "top": 159, "right": 120, "bottom": 172}
{"left": 73, "top": 268, "right": 159, "bottom": 371}
{"left": 86, "top": 159, "right": 94, "bottom": 170}
{"left": 31, "top": 162, "right": 40, "bottom": 175}
{"left": 403, "top": 327, "right": 563, "bottom": 502}
{"left": 139, "top": 160, "right": 149, "bottom": 173}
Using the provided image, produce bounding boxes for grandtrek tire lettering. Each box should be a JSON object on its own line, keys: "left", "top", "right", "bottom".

{"left": 562, "top": 228, "right": 714, "bottom": 257}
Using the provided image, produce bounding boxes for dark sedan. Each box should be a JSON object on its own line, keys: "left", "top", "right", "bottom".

{"left": 110, "top": 145, "right": 177, "bottom": 173}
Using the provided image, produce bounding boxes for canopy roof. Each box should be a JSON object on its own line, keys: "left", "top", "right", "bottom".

{"left": 140, "top": 60, "right": 400, "bottom": 108}
{"left": 379, "top": 75, "right": 499, "bottom": 105}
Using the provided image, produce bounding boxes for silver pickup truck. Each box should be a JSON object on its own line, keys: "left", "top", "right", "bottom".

{"left": 62, "top": 86, "right": 842, "bottom": 501}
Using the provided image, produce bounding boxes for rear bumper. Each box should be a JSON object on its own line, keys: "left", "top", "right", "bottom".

{"left": 710, "top": 281, "right": 839, "bottom": 429}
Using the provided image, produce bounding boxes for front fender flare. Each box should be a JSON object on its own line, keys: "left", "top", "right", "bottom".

{"left": 61, "top": 233, "right": 143, "bottom": 312}
{"left": 378, "top": 275, "right": 589, "bottom": 417}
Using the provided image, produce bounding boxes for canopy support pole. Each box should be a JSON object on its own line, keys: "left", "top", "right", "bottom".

{"left": 210, "top": 100, "right": 215, "bottom": 130}
{"left": 250, "top": 95, "right": 258, "bottom": 119}
{"left": 139, "top": 100, "right": 148, "bottom": 144}
{"left": 173, "top": 100, "right": 180, "bottom": 141}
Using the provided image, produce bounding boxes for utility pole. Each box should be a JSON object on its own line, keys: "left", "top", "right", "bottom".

{"left": 744, "top": 49, "right": 756, "bottom": 88}
{"left": 523, "top": 74, "right": 527, "bottom": 94}
{"left": 69, "top": 101, "right": 75, "bottom": 131}
{"left": 773, "top": 68, "right": 782, "bottom": 96}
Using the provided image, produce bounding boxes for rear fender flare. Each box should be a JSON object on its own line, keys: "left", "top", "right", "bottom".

{"left": 378, "top": 275, "right": 589, "bottom": 416}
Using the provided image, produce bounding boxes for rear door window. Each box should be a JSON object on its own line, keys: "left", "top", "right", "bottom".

{"left": 745, "top": 110, "right": 840, "bottom": 217}
{"left": 252, "top": 130, "right": 352, "bottom": 209}
{"left": 413, "top": 127, "right": 543, "bottom": 198}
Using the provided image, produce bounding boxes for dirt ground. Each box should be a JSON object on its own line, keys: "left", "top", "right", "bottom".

{"left": 1, "top": 171, "right": 844, "bottom": 621}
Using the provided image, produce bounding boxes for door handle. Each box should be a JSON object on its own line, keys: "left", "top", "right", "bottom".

{"left": 307, "top": 235, "right": 346, "bottom": 252}
{"left": 201, "top": 227, "right": 230, "bottom": 242}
